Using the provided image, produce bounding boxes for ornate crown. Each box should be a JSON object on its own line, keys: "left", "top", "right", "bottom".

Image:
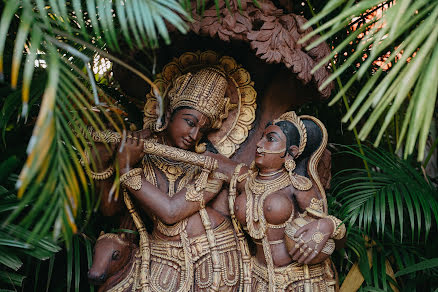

{"left": 273, "top": 111, "right": 307, "bottom": 158}
{"left": 167, "top": 67, "right": 230, "bottom": 129}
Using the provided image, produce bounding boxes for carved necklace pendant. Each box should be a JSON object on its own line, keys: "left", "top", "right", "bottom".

{"left": 245, "top": 170, "right": 291, "bottom": 240}
{"left": 150, "top": 155, "right": 189, "bottom": 196}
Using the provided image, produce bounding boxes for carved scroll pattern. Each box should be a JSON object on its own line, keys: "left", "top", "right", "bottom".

{"left": 189, "top": 0, "right": 334, "bottom": 98}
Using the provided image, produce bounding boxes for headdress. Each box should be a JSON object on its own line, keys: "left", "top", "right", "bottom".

{"left": 167, "top": 67, "right": 230, "bottom": 129}
{"left": 273, "top": 111, "right": 307, "bottom": 158}
{"left": 143, "top": 51, "right": 257, "bottom": 157}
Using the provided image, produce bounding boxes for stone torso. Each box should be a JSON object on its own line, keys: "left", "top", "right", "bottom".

{"left": 234, "top": 176, "right": 297, "bottom": 267}
{"left": 143, "top": 155, "right": 226, "bottom": 239}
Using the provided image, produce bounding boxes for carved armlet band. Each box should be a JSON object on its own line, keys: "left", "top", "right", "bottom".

{"left": 120, "top": 168, "right": 143, "bottom": 190}
{"left": 185, "top": 184, "right": 205, "bottom": 208}
{"left": 305, "top": 198, "right": 325, "bottom": 218}
{"left": 211, "top": 171, "right": 229, "bottom": 181}
{"left": 80, "top": 150, "right": 115, "bottom": 180}
{"left": 327, "top": 215, "right": 346, "bottom": 240}
{"left": 231, "top": 163, "right": 246, "bottom": 189}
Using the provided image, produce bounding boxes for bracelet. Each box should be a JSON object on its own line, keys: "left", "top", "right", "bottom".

{"left": 185, "top": 184, "right": 204, "bottom": 202}
{"left": 90, "top": 166, "right": 115, "bottom": 180}
{"left": 305, "top": 198, "right": 325, "bottom": 218}
{"left": 327, "top": 215, "right": 346, "bottom": 240}
{"left": 306, "top": 207, "right": 326, "bottom": 218}
{"left": 119, "top": 168, "right": 143, "bottom": 190}
{"left": 321, "top": 239, "right": 335, "bottom": 255}
{"left": 80, "top": 149, "right": 115, "bottom": 180}
{"left": 205, "top": 179, "right": 222, "bottom": 194}
{"left": 309, "top": 198, "right": 324, "bottom": 213}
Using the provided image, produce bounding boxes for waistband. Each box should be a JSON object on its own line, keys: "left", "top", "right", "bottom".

{"left": 151, "top": 219, "right": 237, "bottom": 262}
{"left": 251, "top": 257, "right": 325, "bottom": 286}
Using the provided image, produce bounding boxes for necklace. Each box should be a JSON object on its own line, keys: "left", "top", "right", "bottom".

{"left": 141, "top": 155, "right": 195, "bottom": 292}
{"left": 245, "top": 169, "right": 292, "bottom": 292}
{"left": 258, "top": 168, "right": 284, "bottom": 177}
{"left": 150, "top": 155, "right": 192, "bottom": 196}
{"left": 245, "top": 170, "right": 291, "bottom": 240}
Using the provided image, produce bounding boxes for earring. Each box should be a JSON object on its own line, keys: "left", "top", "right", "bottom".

{"left": 154, "top": 118, "right": 168, "bottom": 132}
{"left": 284, "top": 158, "right": 296, "bottom": 172}
{"left": 195, "top": 140, "right": 207, "bottom": 153}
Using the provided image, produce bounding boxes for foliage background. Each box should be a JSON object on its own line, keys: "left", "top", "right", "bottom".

{"left": 1, "top": 0, "right": 437, "bottom": 291}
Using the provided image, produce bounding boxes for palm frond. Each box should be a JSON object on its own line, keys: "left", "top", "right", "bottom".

{"left": 332, "top": 145, "right": 438, "bottom": 242}
{"left": 395, "top": 258, "right": 438, "bottom": 277}
{"left": 0, "top": 171, "right": 60, "bottom": 289}
{"left": 0, "top": 0, "right": 189, "bottom": 243}
{"left": 303, "top": 0, "right": 438, "bottom": 161}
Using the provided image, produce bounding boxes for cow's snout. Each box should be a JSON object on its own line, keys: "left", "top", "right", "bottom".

{"left": 88, "top": 269, "right": 107, "bottom": 284}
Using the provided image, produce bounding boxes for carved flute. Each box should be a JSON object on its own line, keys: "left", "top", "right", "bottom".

{"left": 85, "top": 128, "right": 218, "bottom": 171}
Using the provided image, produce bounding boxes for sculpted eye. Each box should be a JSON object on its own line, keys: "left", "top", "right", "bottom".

{"left": 112, "top": 250, "right": 120, "bottom": 260}
{"left": 267, "top": 135, "right": 276, "bottom": 142}
{"left": 185, "top": 119, "right": 195, "bottom": 127}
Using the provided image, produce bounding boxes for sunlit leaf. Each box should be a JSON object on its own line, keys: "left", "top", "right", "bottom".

{"left": 306, "top": 0, "right": 438, "bottom": 161}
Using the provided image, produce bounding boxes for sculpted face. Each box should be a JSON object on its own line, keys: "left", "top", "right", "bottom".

{"left": 255, "top": 125, "right": 287, "bottom": 172}
{"left": 166, "top": 108, "right": 210, "bottom": 150}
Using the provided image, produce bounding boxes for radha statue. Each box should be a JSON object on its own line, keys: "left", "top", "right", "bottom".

{"left": 208, "top": 111, "right": 346, "bottom": 291}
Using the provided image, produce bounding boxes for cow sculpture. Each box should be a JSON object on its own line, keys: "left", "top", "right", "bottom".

{"left": 88, "top": 232, "right": 141, "bottom": 292}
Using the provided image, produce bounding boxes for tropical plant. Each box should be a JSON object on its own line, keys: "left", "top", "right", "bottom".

{"left": 0, "top": 157, "right": 61, "bottom": 290}
{"left": 330, "top": 145, "right": 438, "bottom": 290}
{"left": 302, "top": 0, "right": 438, "bottom": 162}
{"left": 1, "top": 0, "right": 438, "bottom": 291}
{"left": 0, "top": 0, "right": 189, "bottom": 243}
{"left": 0, "top": 0, "right": 189, "bottom": 289}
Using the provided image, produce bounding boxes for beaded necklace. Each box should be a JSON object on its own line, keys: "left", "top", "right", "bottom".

{"left": 245, "top": 169, "right": 292, "bottom": 292}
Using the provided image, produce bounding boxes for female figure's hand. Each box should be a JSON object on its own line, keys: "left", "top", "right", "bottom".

{"left": 287, "top": 218, "right": 334, "bottom": 264}
{"left": 117, "top": 131, "right": 145, "bottom": 174}
{"left": 203, "top": 152, "right": 240, "bottom": 183}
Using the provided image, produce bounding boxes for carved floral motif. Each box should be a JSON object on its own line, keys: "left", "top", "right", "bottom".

{"left": 188, "top": 0, "right": 334, "bottom": 98}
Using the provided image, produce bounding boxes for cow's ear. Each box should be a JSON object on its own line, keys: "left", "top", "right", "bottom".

{"left": 99, "top": 231, "right": 105, "bottom": 236}
{"left": 120, "top": 233, "right": 126, "bottom": 240}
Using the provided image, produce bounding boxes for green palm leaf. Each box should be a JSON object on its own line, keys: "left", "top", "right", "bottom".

{"left": 395, "top": 258, "right": 438, "bottom": 277}
{"left": 0, "top": 0, "right": 189, "bottom": 244}
{"left": 332, "top": 145, "right": 438, "bottom": 242}
{"left": 303, "top": 0, "right": 438, "bottom": 161}
{"left": 0, "top": 172, "right": 60, "bottom": 289}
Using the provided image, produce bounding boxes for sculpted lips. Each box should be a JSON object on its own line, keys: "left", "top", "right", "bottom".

{"left": 255, "top": 148, "right": 264, "bottom": 157}
{"left": 182, "top": 138, "right": 194, "bottom": 147}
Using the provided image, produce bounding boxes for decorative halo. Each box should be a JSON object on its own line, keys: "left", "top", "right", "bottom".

{"left": 143, "top": 51, "right": 257, "bottom": 157}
